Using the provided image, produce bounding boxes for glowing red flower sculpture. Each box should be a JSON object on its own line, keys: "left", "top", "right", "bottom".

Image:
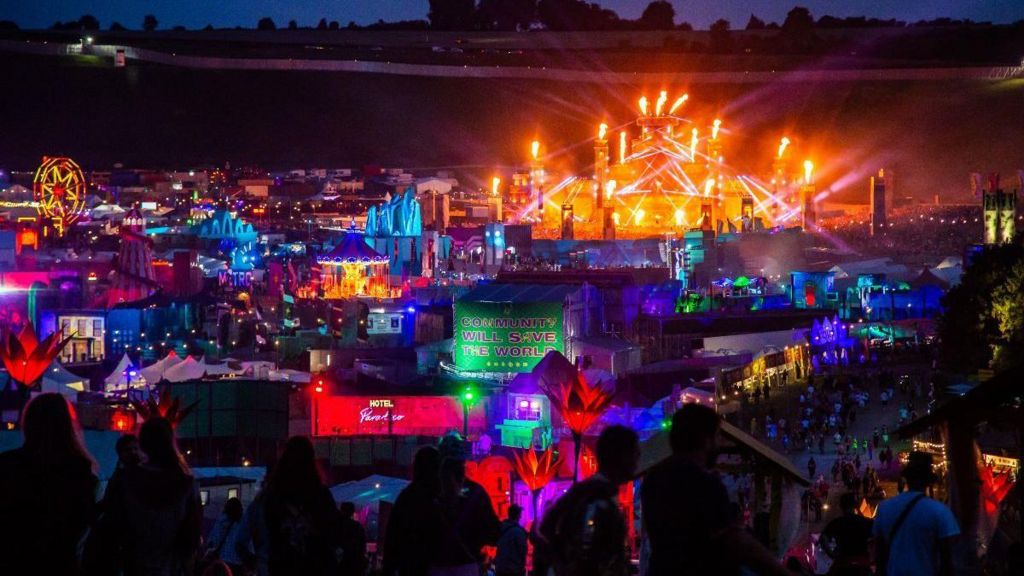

{"left": 513, "top": 446, "right": 563, "bottom": 493}
{"left": 1, "top": 324, "right": 73, "bottom": 388}
{"left": 131, "top": 386, "right": 198, "bottom": 426}
{"left": 534, "top": 351, "right": 614, "bottom": 481}
{"left": 577, "top": 445, "right": 598, "bottom": 480}
{"left": 512, "top": 446, "right": 563, "bottom": 526}
{"left": 978, "top": 462, "right": 1013, "bottom": 516}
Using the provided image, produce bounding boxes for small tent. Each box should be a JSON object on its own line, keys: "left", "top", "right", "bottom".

{"left": 162, "top": 356, "right": 205, "bottom": 383}
{"left": 140, "top": 350, "right": 184, "bottom": 384}
{"left": 40, "top": 362, "right": 88, "bottom": 401}
{"left": 198, "top": 357, "right": 240, "bottom": 377}
{"left": 104, "top": 353, "right": 147, "bottom": 395}
{"left": 329, "top": 474, "right": 409, "bottom": 512}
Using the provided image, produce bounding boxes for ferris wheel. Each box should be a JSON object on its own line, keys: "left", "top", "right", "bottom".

{"left": 33, "top": 156, "right": 86, "bottom": 237}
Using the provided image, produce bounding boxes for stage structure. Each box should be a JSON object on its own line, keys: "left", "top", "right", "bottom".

{"left": 975, "top": 173, "right": 1018, "bottom": 245}
{"left": 509, "top": 93, "right": 814, "bottom": 239}
{"left": 869, "top": 169, "right": 888, "bottom": 237}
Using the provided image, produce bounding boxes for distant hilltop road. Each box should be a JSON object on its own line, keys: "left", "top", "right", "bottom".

{"left": 2, "top": 39, "right": 1022, "bottom": 84}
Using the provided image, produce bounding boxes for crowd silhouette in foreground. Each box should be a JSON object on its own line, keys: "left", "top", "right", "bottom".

{"left": 0, "top": 393, "right": 967, "bottom": 575}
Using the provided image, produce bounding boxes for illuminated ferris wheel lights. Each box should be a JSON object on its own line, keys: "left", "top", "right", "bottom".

{"left": 33, "top": 156, "right": 86, "bottom": 237}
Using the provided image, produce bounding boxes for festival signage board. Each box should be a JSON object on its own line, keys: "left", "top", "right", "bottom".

{"left": 313, "top": 396, "right": 485, "bottom": 437}
{"left": 453, "top": 301, "right": 564, "bottom": 372}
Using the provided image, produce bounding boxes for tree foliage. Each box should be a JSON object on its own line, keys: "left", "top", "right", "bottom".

{"left": 990, "top": 258, "right": 1024, "bottom": 370}
{"left": 709, "top": 19, "right": 732, "bottom": 53}
{"left": 78, "top": 14, "right": 100, "bottom": 31}
{"left": 746, "top": 15, "right": 766, "bottom": 30}
{"left": 477, "top": 0, "right": 537, "bottom": 31}
{"left": 143, "top": 14, "right": 158, "bottom": 32}
{"left": 782, "top": 6, "right": 814, "bottom": 32}
{"left": 257, "top": 17, "right": 277, "bottom": 31}
{"left": 537, "top": 0, "right": 619, "bottom": 31}
{"left": 639, "top": 1, "right": 675, "bottom": 30}
{"left": 938, "top": 243, "right": 1024, "bottom": 374}
{"left": 429, "top": 0, "right": 477, "bottom": 30}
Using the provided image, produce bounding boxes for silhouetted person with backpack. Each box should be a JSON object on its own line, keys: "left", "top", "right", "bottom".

{"left": 821, "top": 492, "right": 873, "bottom": 575}
{"left": 203, "top": 497, "right": 246, "bottom": 574}
{"left": 338, "top": 501, "right": 367, "bottom": 576}
{"left": 383, "top": 446, "right": 441, "bottom": 576}
{"left": 427, "top": 435, "right": 501, "bottom": 576}
{"left": 495, "top": 504, "right": 528, "bottom": 576}
{"left": 264, "top": 436, "right": 342, "bottom": 576}
{"left": 541, "top": 425, "right": 639, "bottom": 576}
{"left": 102, "top": 416, "right": 202, "bottom": 576}
{"left": 0, "top": 393, "right": 98, "bottom": 575}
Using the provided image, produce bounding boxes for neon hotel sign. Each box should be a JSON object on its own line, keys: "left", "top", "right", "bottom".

{"left": 315, "top": 396, "right": 483, "bottom": 436}
{"left": 359, "top": 399, "right": 406, "bottom": 424}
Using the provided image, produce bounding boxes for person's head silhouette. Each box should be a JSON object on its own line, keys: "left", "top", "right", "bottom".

{"left": 20, "top": 392, "right": 95, "bottom": 472}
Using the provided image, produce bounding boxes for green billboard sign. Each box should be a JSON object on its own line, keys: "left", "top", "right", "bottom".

{"left": 454, "top": 301, "right": 564, "bottom": 372}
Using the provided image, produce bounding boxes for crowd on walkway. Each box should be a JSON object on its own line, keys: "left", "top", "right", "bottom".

{"left": 746, "top": 366, "right": 930, "bottom": 459}
{"left": 0, "top": 392, "right": 967, "bottom": 576}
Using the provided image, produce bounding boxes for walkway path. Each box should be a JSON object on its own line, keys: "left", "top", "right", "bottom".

{"left": 741, "top": 358, "right": 932, "bottom": 532}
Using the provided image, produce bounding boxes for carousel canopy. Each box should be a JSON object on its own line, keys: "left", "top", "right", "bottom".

{"left": 321, "top": 233, "right": 388, "bottom": 263}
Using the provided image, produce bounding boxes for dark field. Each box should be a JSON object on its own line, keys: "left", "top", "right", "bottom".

{"left": 1, "top": 51, "right": 1022, "bottom": 203}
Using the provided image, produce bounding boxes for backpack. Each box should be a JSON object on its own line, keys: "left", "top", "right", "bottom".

{"left": 544, "top": 481, "right": 628, "bottom": 576}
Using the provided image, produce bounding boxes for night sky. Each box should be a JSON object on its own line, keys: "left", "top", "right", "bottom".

{"left": 3, "top": 1, "right": 1023, "bottom": 30}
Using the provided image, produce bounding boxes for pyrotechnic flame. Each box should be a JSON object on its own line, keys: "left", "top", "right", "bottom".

{"left": 492, "top": 176, "right": 500, "bottom": 196}
{"left": 674, "top": 209, "right": 685, "bottom": 226}
{"left": 778, "top": 137, "right": 790, "bottom": 159}
{"left": 690, "top": 128, "right": 698, "bottom": 158}
{"left": 639, "top": 96, "right": 648, "bottom": 116}
{"left": 712, "top": 119, "right": 722, "bottom": 141}
{"left": 804, "top": 160, "right": 814, "bottom": 183}
{"left": 605, "top": 180, "right": 616, "bottom": 199}
{"left": 612, "top": 212, "right": 620, "bottom": 225}
{"left": 704, "top": 179, "right": 715, "bottom": 196}
{"left": 655, "top": 91, "right": 667, "bottom": 116}
{"left": 635, "top": 208, "right": 645, "bottom": 225}
{"left": 598, "top": 123, "right": 608, "bottom": 141}
{"left": 531, "top": 140, "right": 540, "bottom": 161}
{"left": 669, "top": 94, "right": 689, "bottom": 114}
{"left": 619, "top": 131, "right": 627, "bottom": 163}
